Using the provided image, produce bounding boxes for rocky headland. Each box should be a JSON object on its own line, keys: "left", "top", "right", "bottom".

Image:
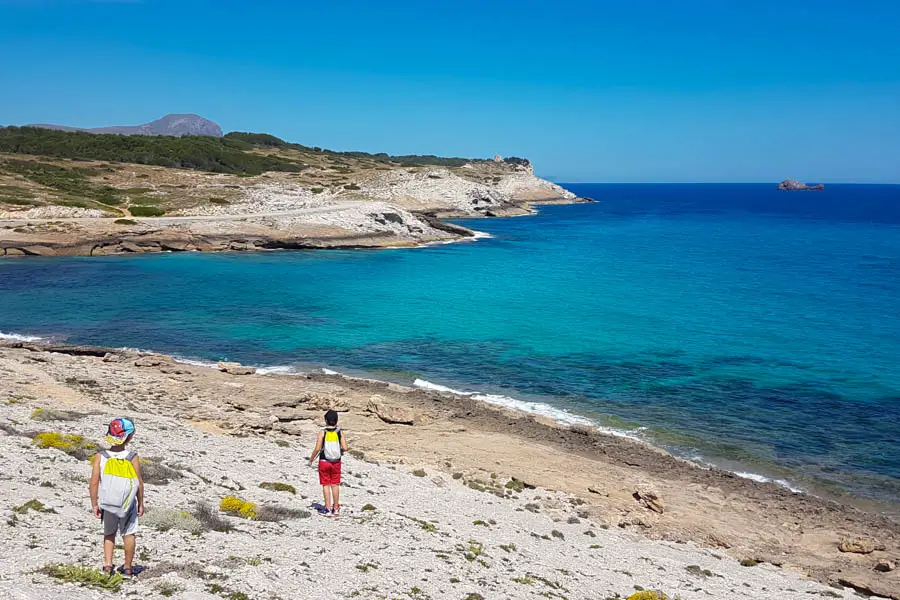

{"left": 0, "top": 339, "right": 897, "bottom": 599}
{"left": 0, "top": 126, "right": 585, "bottom": 257}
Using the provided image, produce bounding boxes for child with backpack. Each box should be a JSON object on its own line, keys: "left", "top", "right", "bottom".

{"left": 89, "top": 418, "right": 145, "bottom": 577}
{"left": 307, "top": 410, "right": 348, "bottom": 516}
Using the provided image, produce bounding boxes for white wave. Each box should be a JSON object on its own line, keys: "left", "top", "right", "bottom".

{"left": 172, "top": 356, "right": 220, "bottom": 369}
{"left": 257, "top": 365, "right": 298, "bottom": 375}
{"left": 321, "top": 368, "right": 341, "bottom": 375}
{"left": 421, "top": 230, "right": 493, "bottom": 247}
{"left": 413, "top": 378, "right": 636, "bottom": 438}
{"left": 734, "top": 471, "right": 803, "bottom": 493}
{"left": 413, "top": 378, "right": 469, "bottom": 395}
{"left": 0, "top": 331, "right": 44, "bottom": 342}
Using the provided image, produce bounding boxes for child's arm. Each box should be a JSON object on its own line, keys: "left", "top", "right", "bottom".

{"left": 340, "top": 431, "right": 348, "bottom": 453}
{"left": 131, "top": 455, "right": 145, "bottom": 516}
{"left": 89, "top": 453, "right": 101, "bottom": 518}
{"left": 307, "top": 431, "right": 324, "bottom": 467}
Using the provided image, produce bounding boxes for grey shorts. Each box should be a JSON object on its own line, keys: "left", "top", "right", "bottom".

{"left": 101, "top": 509, "right": 138, "bottom": 537}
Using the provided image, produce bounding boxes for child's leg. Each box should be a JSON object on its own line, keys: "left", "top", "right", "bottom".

{"left": 103, "top": 534, "right": 116, "bottom": 567}
{"left": 331, "top": 484, "right": 340, "bottom": 513}
{"left": 123, "top": 535, "right": 136, "bottom": 569}
{"left": 322, "top": 485, "right": 333, "bottom": 511}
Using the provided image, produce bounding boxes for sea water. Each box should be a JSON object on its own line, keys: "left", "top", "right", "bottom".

{"left": 1, "top": 183, "right": 898, "bottom": 503}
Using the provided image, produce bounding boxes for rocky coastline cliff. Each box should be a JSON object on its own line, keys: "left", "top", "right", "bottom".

{"left": 0, "top": 128, "right": 585, "bottom": 257}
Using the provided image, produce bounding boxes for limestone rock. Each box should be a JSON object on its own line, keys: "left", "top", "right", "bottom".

{"left": 305, "top": 393, "right": 349, "bottom": 412}
{"left": 134, "top": 355, "right": 166, "bottom": 367}
{"left": 119, "top": 242, "right": 145, "bottom": 253}
{"left": 20, "top": 245, "right": 57, "bottom": 256}
{"left": 618, "top": 514, "right": 652, "bottom": 529}
{"left": 633, "top": 488, "right": 665, "bottom": 514}
{"left": 874, "top": 559, "right": 895, "bottom": 572}
{"left": 838, "top": 538, "right": 884, "bottom": 554}
{"left": 367, "top": 398, "right": 418, "bottom": 425}
{"left": 102, "top": 352, "right": 125, "bottom": 363}
{"left": 160, "top": 366, "right": 192, "bottom": 375}
{"left": 271, "top": 421, "right": 310, "bottom": 436}
{"left": 271, "top": 408, "right": 313, "bottom": 422}
{"left": 217, "top": 361, "right": 256, "bottom": 375}
{"left": 159, "top": 240, "right": 193, "bottom": 252}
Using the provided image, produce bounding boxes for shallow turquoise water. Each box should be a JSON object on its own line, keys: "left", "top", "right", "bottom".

{"left": 1, "top": 183, "right": 898, "bottom": 502}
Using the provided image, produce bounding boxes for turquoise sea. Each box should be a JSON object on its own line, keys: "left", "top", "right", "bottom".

{"left": 1, "top": 183, "right": 898, "bottom": 504}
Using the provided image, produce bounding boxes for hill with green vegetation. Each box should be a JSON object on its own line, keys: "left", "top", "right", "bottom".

{"left": 0, "top": 127, "right": 304, "bottom": 176}
{"left": 0, "top": 127, "right": 520, "bottom": 177}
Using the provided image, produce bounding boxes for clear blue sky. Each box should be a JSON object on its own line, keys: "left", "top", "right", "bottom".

{"left": 1, "top": 0, "right": 898, "bottom": 182}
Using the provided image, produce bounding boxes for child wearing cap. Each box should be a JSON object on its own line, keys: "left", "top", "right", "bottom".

{"left": 89, "top": 418, "right": 145, "bottom": 577}
{"left": 307, "top": 410, "right": 348, "bottom": 516}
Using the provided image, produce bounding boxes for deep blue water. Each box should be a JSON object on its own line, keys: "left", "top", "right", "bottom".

{"left": 1, "top": 183, "right": 899, "bottom": 503}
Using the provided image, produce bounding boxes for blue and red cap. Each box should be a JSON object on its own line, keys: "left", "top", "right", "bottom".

{"left": 106, "top": 417, "right": 135, "bottom": 445}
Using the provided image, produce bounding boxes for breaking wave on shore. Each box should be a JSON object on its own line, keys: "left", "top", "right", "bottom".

{"left": 415, "top": 378, "right": 632, "bottom": 435}
{"left": 0, "top": 330, "right": 44, "bottom": 342}
{"left": 413, "top": 377, "right": 804, "bottom": 494}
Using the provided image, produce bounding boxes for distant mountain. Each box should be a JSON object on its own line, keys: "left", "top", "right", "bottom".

{"left": 27, "top": 114, "right": 223, "bottom": 138}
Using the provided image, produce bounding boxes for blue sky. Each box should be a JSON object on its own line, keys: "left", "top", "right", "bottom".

{"left": 1, "top": 0, "right": 898, "bottom": 182}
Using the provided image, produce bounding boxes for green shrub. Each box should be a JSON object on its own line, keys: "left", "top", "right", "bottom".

{"left": 32, "top": 432, "right": 97, "bottom": 460}
{"left": 43, "top": 564, "right": 123, "bottom": 591}
{"left": 343, "top": 183, "right": 361, "bottom": 190}
{"left": 0, "top": 127, "right": 304, "bottom": 176}
{"left": 220, "top": 496, "right": 257, "bottom": 519}
{"left": 0, "top": 158, "right": 122, "bottom": 205}
{"left": 209, "top": 197, "right": 230, "bottom": 204}
{"left": 1, "top": 196, "right": 36, "bottom": 205}
{"left": 154, "top": 580, "right": 183, "bottom": 597}
{"left": 311, "top": 187, "right": 324, "bottom": 194}
{"left": 259, "top": 481, "right": 296, "bottom": 494}
{"left": 30, "top": 408, "right": 83, "bottom": 421}
{"left": 14, "top": 499, "right": 55, "bottom": 514}
{"left": 129, "top": 205, "right": 165, "bottom": 217}
{"left": 361, "top": 504, "right": 376, "bottom": 511}
{"left": 627, "top": 592, "right": 669, "bottom": 600}
{"left": 114, "top": 218, "right": 137, "bottom": 225}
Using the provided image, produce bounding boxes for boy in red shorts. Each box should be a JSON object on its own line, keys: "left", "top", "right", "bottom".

{"left": 308, "top": 410, "right": 347, "bottom": 516}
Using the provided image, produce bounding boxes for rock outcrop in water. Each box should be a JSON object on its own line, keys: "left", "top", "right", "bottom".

{"left": 778, "top": 179, "right": 825, "bottom": 191}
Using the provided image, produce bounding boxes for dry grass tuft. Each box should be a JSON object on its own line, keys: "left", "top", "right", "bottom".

{"left": 255, "top": 505, "right": 311, "bottom": 522}
{"left": 140, "top": 457, "right": 183, "bottom": 485}
{"left": 193, "top": 502, "right": 234, "bottom": 532}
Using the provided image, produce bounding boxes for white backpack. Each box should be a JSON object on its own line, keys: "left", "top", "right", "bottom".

{"left": 98, "top": 450, "right": 139, "bottom": 517}
{"left": 320, "top": 428, "right": 343, "bottom": 463}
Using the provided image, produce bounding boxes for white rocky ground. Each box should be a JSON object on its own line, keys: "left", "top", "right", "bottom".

{"left": 0, "top": 206, "right": 106, "bottom": 219}
{"left": 0, "top": 400, "right": 865, "bottom": 600}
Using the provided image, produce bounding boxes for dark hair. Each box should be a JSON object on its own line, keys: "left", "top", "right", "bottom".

{"left": 324, "top": 410, "right": 339, "bottom": 426}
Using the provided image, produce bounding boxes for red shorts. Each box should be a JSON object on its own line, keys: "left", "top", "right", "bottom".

{"left": 318, "top": 460, "right": 341, "bottom": 485}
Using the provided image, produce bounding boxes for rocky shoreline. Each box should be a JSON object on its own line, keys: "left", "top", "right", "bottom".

{"left": 0, "top": 339, "right": 897, "bottom": 598}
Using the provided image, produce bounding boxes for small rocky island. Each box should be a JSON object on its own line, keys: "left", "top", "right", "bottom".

{"left": 778, "top": 179, "right": 825, "bottom": 191}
